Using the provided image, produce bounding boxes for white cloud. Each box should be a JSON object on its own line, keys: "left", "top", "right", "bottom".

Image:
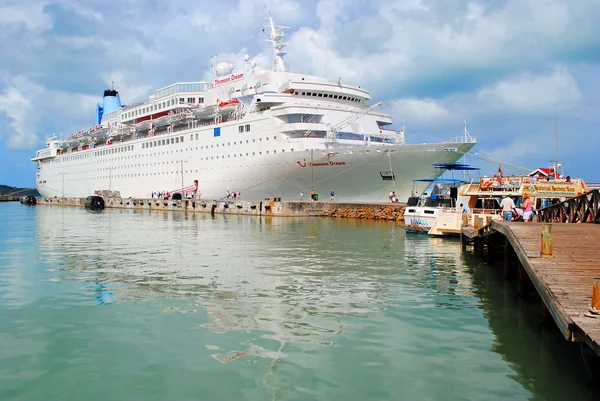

{"left": 386, "top": 0, "right": 428, "bottom": 13}
{"left": 387, "top": 98, "right": 453, "bottom": 126}
{"left": 0, "top": 1, "right": 53, "bottom": 32}
{"left": 477, "top": 67, "right": 582, "bottom": 115}
{"left": 0, "top": 77, "right": 42, "bottom": 149}
{"left": 0, "top": 0, "right": 599, "bottom": 158}
{"left": 0, "top": 76, "right": 101, "bottom": 149}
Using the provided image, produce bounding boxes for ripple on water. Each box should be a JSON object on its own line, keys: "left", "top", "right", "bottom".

{"left": 0, "top": 205, "right": 598, "bottom": 401}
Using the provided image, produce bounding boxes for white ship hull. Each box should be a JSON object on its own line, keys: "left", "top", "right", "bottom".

{"left": 35, "top": 115, "right": 473, "bottom": 201}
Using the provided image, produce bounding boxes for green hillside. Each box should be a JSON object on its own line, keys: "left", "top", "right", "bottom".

{"left": 0, "top": 185, "right": 40, "bottom": 197}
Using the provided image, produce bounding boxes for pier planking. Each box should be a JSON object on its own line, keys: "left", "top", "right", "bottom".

{"left": 490, "top": 221, "right": 600, "bottom": 357}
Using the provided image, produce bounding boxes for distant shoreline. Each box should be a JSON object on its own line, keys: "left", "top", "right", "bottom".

{"left": 0, "top": 185, "right": 40, "bottom": 199}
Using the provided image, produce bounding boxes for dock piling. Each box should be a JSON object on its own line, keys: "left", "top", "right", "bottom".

{"left": 593, "top": 278, "right": 600, "bottom": 311}
{"left": 541, "top": 223, "right": 553, "bottom": 257}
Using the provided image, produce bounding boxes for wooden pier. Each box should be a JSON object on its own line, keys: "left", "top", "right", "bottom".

{"left": 464, "top": 219, "right": 600, "bottom": 378}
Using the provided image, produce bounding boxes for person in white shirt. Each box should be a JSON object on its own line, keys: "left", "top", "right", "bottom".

{"left": 500, "top": 195, "right": 516, "bottom": 221}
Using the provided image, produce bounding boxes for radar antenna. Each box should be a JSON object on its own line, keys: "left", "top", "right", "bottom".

{"left": 265, "top": 14, "right": 289, "bottom": 72}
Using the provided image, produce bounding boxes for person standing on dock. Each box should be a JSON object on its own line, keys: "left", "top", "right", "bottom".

{"left": 330, "top": 190, "right": 335, "bottom": 202}
{"left": 300, "top": 191, "right": 304, "bottom": 201}
{"left": 521, "top": 193, "right": 533, "bottom": 222}
{"left": 500, "top": 194, "right": 516, "bottom": 221}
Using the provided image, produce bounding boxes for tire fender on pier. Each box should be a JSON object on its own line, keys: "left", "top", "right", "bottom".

{"left": 84, "top": 196, "right": 105, "bottom": 210}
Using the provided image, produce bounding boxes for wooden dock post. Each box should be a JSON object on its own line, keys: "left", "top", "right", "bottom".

{"left": 593, "top": 278, "right": 600, "bottom": 311}
{"left": 541, "top": 223, "right": 553, "bottom": 257}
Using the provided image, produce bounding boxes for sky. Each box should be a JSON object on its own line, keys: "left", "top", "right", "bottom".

{"left": 1, "top": 0, "right": 599, "bottom": 188}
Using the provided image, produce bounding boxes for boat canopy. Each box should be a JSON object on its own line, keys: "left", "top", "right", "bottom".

{"left": 412, "top": 178, "right": 464, "bottom": 183}
{"left": 431, "top": 163, "right": 480, "bottom": 171}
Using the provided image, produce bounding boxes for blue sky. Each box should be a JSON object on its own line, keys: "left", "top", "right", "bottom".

{"left": 1, "top": 0, "right": 599, "bottom": 187}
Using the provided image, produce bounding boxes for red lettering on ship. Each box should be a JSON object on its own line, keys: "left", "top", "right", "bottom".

{"left": 214, "top": 73, "right": 245, "bottom": 86}
{"left": 296, "top": 160, "right": 347, "bottom": 167}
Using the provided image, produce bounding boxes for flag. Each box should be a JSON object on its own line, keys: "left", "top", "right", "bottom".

{"left": 497, "top": 166, "right": 503, "bottom": 177}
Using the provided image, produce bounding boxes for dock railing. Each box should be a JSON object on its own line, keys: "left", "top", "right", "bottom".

{"left": 536, "top": 189, "right": 600, "bottom": 223}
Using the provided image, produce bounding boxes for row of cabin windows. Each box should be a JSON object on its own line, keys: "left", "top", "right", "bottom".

{"left": 60, "top": 145, "right": 134, "bottom": 161}
{"left": 184, "top": 97, "right": 204, "bottom": 104}
{"left": 52, "top": 139, "right": 288, "bottom": 166}
{"left": 57, "top": 130, "right": 268, "bottom": 162}
{"left": 55, "top": 145, "right": 294, "bottom": 170}
{"left": 122, "top": 97, "right": 204, "bottom": 119}
{"left": 295, "top": 91, "right": 361, "bottom": 102}
{"left": 142, "top": 136, "right": 184, "bottom": 149}
{"left": 191, "top": 135, "right": 275, "bottom": 147}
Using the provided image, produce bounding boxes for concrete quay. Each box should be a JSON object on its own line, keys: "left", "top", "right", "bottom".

{"left": 35, "top": 197, "right": 406, "bottom": 221}
{"left": 0, "top": 195, "right": 20, "bottom": 202}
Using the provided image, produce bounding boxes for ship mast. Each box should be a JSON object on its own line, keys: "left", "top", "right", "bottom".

{"left": 265, "top": 14, "right": 289, "bottom": 72}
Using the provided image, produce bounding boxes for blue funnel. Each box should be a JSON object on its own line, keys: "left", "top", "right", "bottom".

{"left": 96, "top": 89, "right": 122, "bottom": 125}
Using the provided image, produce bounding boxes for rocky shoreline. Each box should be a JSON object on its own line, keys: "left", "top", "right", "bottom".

{"left": 319, "top": 205, "right": 405, "bottom": 222}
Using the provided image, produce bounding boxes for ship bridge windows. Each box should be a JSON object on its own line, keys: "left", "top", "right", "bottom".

{"left": 286, "top": 114, "right": 322, "bottom": 123}
{"left": 337, "top": 132, "right": 364, "bottom": 141}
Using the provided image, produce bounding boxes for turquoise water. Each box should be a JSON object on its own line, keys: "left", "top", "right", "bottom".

{"left": 0, "top": 203, "right": 597, "bottom": 400}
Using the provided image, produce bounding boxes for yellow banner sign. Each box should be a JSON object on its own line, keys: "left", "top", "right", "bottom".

{"left": 523, "top": 183, "right": 585, "bottom": 197}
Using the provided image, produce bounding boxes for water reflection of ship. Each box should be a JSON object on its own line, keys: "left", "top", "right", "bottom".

{"left": 35, "top": 207, "right": 389, "bottom": 350}
{"left": 403, "top": 235, "right": 475, "bottom": 300}
{"left": 465, "top": 255, "right": 600, "bottom": 400}
{"left": 93, "top": 279, "right": 115, "bottom": 305}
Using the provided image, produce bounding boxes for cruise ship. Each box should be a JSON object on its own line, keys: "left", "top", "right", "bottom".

{"left": 31, "top": 16, "right": 476, "bottom": 202}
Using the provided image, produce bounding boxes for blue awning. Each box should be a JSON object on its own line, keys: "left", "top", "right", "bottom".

{"left": 413, "top": 178, "right": 464, "bottom": 183}
{"left": 432, "top": 163, "right": 481, "bottom": 171}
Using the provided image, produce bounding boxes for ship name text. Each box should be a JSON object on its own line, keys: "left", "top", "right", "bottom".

{"left": 214, "top": 73, "right": 245, "bottom": 86}
{"left": 297, "top": 159, "right": 347, "bottom": 168}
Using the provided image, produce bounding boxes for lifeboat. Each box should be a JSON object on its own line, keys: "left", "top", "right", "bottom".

{"left": 78, "top": 135, "right": 91, "bottom": 145}
{"left": 192, "top": 104, "right": 218, "bottom": 119}
{"left": 90, "top": 126, "right": 109, "bottom": 140}
{"left": 68, "top": 137, "right": 80, "bottom": 148}
{"left": 152, "top": 115, "right": 171, "bottom": 128}
{"left": 167, "top": 111, "right": 193, "bottom": 124}
{"left": 134, "top": 120, "right": 153, "bottom": 131}
{"left": 218, "top": 99, "right": 239, "bottom": 114}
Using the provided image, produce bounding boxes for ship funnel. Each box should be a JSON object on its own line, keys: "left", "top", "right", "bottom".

{"left": 96, "top": 88, "right": 123, "bottom": 125}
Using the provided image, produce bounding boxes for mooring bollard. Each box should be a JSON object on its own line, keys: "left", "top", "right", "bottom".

{"left": 593, "top": 278, "right": 600, "bottom": 311}
{"left": 541, "top": 223, "right": 553, "bottom": 257}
